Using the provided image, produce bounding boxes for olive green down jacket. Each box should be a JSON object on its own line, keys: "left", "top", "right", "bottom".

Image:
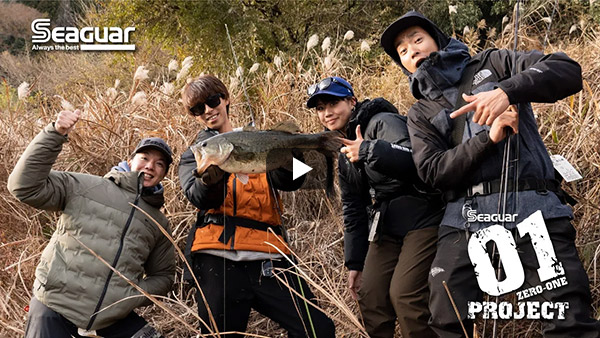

{"left": 7, "top": 123, "right": 175, "bottom": 331}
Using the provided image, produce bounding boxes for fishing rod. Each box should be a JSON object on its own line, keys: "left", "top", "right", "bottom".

{"left": 542, "top": 0, "right": 559, "bottom": 53}
{"left": 225, "top": 24, "right": 316, "bottom": 337}
{"left": 486, "top": 2, "right": 522, "bottom": 338}
{"left": 489, "top": 2, "right": 561, "bottom": 337}
{"left": 224, "top": 24, "right": 256, "bottom": 127}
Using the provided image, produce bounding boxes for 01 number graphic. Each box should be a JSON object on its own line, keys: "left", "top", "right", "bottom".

{"left": 467, "top": 211, "right": 565, "bottom": 296}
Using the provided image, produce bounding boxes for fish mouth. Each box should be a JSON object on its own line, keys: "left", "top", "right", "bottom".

{"left": 416, "top": 58, "right": 426, "bottom": 68}
{"left": 190, "top": 141, "right": 233, "bottom": 175}
{"left": 190, "top": 144, "right": 212, "bottom": 175}
{"left": 196, "top": 156, "right": 212, "bottom": 174}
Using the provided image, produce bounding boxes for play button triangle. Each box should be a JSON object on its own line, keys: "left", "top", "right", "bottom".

{"left": 293, "top": 157, "right": 312, "bottom": 180}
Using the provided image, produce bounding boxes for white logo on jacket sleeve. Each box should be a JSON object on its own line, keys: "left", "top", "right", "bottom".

{"left": 430, "top": 266, "right": 445, "bottom": 278}
{"left": 472, "top": 69, "right": 492, "bottom": 86}
{"left": 390, "top": 144, "right": 412, "bottom": 153}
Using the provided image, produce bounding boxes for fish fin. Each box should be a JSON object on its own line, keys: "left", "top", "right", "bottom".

{"left": 271, "top": 120, "right": 301, "bottom": 133}
{"left": 236, "top": 173, "right": 249, "bottom": 185}
{"left": 242, "top": 125, "right": 257, "bottom": 131}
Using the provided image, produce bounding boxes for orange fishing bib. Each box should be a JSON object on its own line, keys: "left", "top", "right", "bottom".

{"left": 191, "top": 173, "right": 291, "bottom": 255}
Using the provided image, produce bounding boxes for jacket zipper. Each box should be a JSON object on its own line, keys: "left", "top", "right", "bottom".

{"left": 85, "top": 174, "right": 143, "bottom": 330}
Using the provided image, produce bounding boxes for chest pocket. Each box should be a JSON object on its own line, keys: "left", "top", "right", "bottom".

{"left": 430, "top": 108, "right": 453, "bottom": 146}
{"left": 433, "top": 65, "right": 501, "bottom": 144}
{"left": 464, "top": 81, "right": 500, "bottom": 139}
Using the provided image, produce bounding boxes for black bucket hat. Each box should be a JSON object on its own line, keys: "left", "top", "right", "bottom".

{"left": 380, "top": 11, "right": 450, "bottom": 69}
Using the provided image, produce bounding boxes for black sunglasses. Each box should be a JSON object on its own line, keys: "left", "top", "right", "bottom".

{"left": 307, "top": 77, "right": 354, "bottom": 96}
{"left": 189, "top": 93, "right": 224, "bottom": 116}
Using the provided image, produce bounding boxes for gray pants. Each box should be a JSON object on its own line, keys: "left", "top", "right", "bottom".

{"left": 24, "top": 297, "right": 162, "bottom": 338}
{"left": 428, "top": 218, "right": 600, "bottom": 338}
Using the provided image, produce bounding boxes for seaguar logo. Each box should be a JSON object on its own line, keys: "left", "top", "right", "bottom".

{"left": 466, "top": 209, "right": 517, "bottom": 223}
{"left": 31, "top": 19, "right": 135, "bottom": 51}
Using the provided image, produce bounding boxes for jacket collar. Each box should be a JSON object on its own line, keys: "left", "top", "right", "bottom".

{"left": 104, "top": 170, "right": 165, "bottom": 208}
{"left": 408, "top": 38, "right": 471, "bottom": 100}
{"left": 346, "top": 97, "right": 399, "bottom": 140}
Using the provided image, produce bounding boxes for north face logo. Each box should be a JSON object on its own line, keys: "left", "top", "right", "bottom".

{"left": 472, "top": 69, "right": 492, "bottom": 86}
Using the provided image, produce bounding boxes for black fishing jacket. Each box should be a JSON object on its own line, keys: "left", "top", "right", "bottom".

{"left": 339, "top": 98, "right": 444, "bottom": 271}
{"left": 404, "top": 11, "right": 581, "bottom": 231}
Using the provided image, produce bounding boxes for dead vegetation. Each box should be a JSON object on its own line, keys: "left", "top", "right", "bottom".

{"left": 1, "top": 16, "right": 599, "bottom": 338}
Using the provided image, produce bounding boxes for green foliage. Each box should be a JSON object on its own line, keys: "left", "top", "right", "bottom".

{"left": 17, "top": 0, "right": 89, "bottom": 24}
{"left": 93, "top": 0, "right": 534, "bottom": 73}
{"left": 4, "top": 0, "right": 600, "bottom": 73}
{"left": 96, "top": 0, "right": 417, "bottom": 73}
{"left": 0, "top": 34, "right": 26, "bottom": 55}
{"left": 17, "top": 0, "right": 60, "bottom": 20}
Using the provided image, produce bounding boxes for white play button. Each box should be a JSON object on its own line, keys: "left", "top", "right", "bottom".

{"left": 293, "top": 157, "right": 312, "bottom": 180}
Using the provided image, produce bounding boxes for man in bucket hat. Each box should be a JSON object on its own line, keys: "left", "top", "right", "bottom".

{"left": 8, "top": 109, "right": 175, "bottom": 338}
{"left": 381, "top": 10, "right": 600, "bottom": 338}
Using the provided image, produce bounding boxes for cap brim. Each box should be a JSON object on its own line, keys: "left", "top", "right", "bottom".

{"left": 135, "top": 145, "right": 173, "bottom": 164}
{"left": 306, "top": 90, "right": 352, "bottom": 108}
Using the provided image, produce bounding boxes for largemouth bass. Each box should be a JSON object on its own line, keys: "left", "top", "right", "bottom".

{"left": 190, "top": 122, "right": 342, "bottom": 175}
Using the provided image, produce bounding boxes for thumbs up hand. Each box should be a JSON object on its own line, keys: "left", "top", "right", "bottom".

{"left": 55, "top": 109, "right": 81, "bottom": 136}
{"left": 340, "top": 125, "right": 364, "bottom": 163}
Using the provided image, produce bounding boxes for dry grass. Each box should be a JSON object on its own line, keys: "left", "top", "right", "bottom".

{"left": 1, "top": 20, "right": 599, "bottom": 338}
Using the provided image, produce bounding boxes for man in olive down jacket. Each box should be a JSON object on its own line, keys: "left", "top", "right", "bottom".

{"left": 8, "top": 109, "right": 175, "bottom": 338}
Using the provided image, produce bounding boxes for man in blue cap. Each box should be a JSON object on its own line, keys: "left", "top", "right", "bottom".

{"left": 381, "top": 10, "right": 600, "bottom": 337}
{"left": 307, "top": 76, "right": 444, "bottom": 337}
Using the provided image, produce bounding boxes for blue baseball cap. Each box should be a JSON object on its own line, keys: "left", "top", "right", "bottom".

{"left": 306, "top": 76, "right": 355, "bottom": 108}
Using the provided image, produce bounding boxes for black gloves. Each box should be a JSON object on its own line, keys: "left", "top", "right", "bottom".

{"left": 198, "top": 165, "right": 226, "bottom": 185}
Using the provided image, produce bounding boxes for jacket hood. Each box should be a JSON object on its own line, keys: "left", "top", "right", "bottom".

{"left": 347, "top": 97, "right": 399, "bottom": 140}
{"left": 408, "top": 38, "right": 471, "bottom": 100}
{"left": 381, "top": 11, "right": 450, "bottom": 73}
{"left": 105, "top": 168, "right": 165, "bottom": 208}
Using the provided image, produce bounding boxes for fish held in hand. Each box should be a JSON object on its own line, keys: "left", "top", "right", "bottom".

{"left": 190, "top": 122, "right": 342, "bottom": 175}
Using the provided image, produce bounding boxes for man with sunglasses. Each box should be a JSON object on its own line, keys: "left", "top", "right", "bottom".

{"left": 178, "top": 75, "right": 335, "bottom": 337}
{"left": 306, "top": 76, "right": 443, "bottom": 338}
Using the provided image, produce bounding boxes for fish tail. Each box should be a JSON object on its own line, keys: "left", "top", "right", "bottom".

{"left": 325, "top": 155, "right": 334, "bottom": 197}
{"left": 317, "top": 130, "right": 343, "bottom": 156}
{"left": 314, "top": 131, "right": 341, "bottom": 197}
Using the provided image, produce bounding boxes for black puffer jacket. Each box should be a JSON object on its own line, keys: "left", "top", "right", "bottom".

{"left": 339, "top": 98, "right": 444, "bottom": 271}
